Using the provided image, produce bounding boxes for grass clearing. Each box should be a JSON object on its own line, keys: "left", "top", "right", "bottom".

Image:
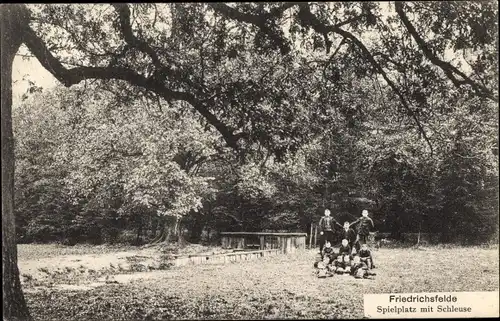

{"left": 21, "top": 245, "right": 499, "bottom": 320}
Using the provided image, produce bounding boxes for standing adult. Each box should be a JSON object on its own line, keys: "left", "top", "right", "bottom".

{"left": 318, "top": 209, "right": 342, "bottom": 253}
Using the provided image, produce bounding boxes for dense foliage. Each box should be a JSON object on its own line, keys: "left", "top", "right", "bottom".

{"left": 13, "top": 80, "right": 498, "bottom": 245}
{"left": 11, "top": 2, "right": 499, "bottom": 246}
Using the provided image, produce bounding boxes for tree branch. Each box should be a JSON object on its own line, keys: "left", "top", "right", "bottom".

{"left": 22, "top": 26, "right": 240, "bottom": 150}
{"left": 372, "top": 52, "right": 406, "bottom": 71}
{"left": 208, "top": 3, "right": 291, "bottom": 55}
{"left": 395, "top": 2, "right": 496, "bottom": 101}
{"left": 323, "top": 37, "right": 347, "bottom": 79}
{"left": 461, "top": 49, "right": 489, "bottom": 90}
{"left": 297, "top": 3, "right": 434, "bottom": 156}
{"left": 333, "top": 13, "right": 368, "bottom": 29}
{"left": 111, "top": 3, "right": 163, "bottom": 69}
{"left": 269, "top": 2, "right": 297, "bottom": 18}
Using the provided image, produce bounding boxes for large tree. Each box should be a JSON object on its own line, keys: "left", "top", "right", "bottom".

{"left": 1, "top": 2, "right": 497, "bottom": 319}
{"left": 2, "top": 5, "right": 32, "bottom": 321}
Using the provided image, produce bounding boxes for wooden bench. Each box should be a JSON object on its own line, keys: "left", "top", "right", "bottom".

{"left": 220, "top": 232, "right": 307, "bottom": 254}
{"left": 170, "top": 249, "right": 281, "bottom": 266}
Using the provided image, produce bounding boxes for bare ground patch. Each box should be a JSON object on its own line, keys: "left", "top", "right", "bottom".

{"left": 18, "top": 243, "right": 239, "bottom": 291}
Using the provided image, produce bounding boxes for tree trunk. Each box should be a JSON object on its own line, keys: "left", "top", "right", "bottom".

{"left": 1, "top": 4, "right": 32, "bottom": 320}
{"left": 416, "top": 220, "right": 422, "bottom": 247}
{"left": 314, "top": 226, "right": 317, "bottom": 248}
{"left": 206, "top": 226, "right": 212, "bottom": 244}
{"left": 176, "top": 217, "right": 187, "bottom": 247}
{"left": 135, "top": 219, "right": 143, "bottom": 246}
{"left": 309, "top": 224, "right": 313, "bottom": 249}
{"left": 189, "top": 211, "right": 206, "bottom": 243}
{"left": 149, "top": 216, "right": 183, "bottom": 245}
{"left": 389, "top": 202, "right": 403, "bottom": 240}
{"left": 150, "top": 214, "right": 158, "bottom": 239}
{"left": 150, "top": 217, "right": 167, "bottom": 244}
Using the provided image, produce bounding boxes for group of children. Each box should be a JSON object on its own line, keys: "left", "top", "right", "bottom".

{"left": 314, "top": 209, "right": 377, "bottom": 279}
{"left": 315, "top": 240, "right": 376, "bottom": 279}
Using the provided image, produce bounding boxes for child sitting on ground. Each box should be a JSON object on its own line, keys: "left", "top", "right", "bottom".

{"left": 335, "top": 239, "right": 352, "bottom": 274}
{"left": 315, "top": 252, "right": 335, "bottom": 278}
{"left": 350, "top": 254, "right": 376, "bottom": 279}
{"left": 359, "top": 243, "right": 376, "bottom": 269}
{"left": 338, "top": 238, "right": 351, "bottom": 259}
{"left": 314, "top": 241, "right": 336, "bottom": 269}
{"left": 321, "top": 241, "right": 337, "bottom": 263}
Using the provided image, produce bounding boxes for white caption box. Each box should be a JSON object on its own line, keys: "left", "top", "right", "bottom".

{"left": 364, "top": 291, "right": 499, "bottom": 319}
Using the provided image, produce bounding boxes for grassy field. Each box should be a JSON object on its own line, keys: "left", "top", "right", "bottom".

{"left": 18, "top": 244, "right": 499, "bottom": 320}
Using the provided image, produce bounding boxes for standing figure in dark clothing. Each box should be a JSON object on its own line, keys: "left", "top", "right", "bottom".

{"left": 318, "top": 209, "right": 342, "bottom": 253}
{"left": 350, "top": 209, "right": 375, "bottom": 249}
{"left": 341, "top": 221, "right": 357, "bottom": 251}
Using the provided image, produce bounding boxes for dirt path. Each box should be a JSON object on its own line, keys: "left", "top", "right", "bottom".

{"left": 19, "top": 249, "right": 157, "bottom": 279}
{"left": 17, "top": 243, "right": 245, "bottom": 292}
